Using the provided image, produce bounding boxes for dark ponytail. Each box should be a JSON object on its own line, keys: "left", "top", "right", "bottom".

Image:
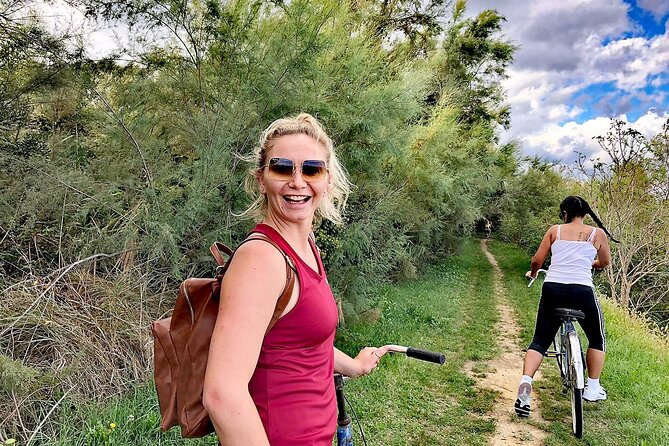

{"left": 559, "top": 196, "right": 619, "bottom": 243}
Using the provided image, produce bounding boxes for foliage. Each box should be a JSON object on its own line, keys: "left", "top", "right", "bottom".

{"left": 579, "top": 119, "right": 669, "bottom": 324}
{"left": 4, "top": 0, "right": 517, "bottom": 311}
{"left": 355, "top": 0, "right": 448, "bottom": 57}
{"left": 0, "top": 267, "right": 163, "bottom": 443}
{"left": 433, "top": 0, "right": 516, "bottom": 129}
{"left": 494, "top": 157, "right": 572, "bottom": 253}
{"left": 1, "top": 0, "right": 521, "bottom": 440}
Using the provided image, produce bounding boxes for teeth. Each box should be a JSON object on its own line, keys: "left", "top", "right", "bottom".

{"left": 284, "top": 195, "right": 310, "bottom": 202}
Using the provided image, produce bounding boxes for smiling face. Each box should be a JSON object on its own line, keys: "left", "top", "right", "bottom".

{"left": 259, "top": 133, "right": 331, "bottom": 228}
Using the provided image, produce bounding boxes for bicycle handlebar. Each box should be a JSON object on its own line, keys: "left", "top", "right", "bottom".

{"left": 334, "top": 344, "right": 445, "bottom": 442}
{"left": 384, "top": 344, "right": 446, "bottom": 364}
{"left": 527, "top": 268, "right": 547, "bottom": 287}
{"left": 337, "top": 345, "right": 445, "bottom": 381}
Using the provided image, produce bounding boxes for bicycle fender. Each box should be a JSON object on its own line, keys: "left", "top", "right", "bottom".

{"left": 568, "top": 331, "right": 585, "bottom": 389}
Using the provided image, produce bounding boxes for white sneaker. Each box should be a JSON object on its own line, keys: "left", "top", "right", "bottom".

{"left": 514, "top": 382, "right": 532, "bottom": 417}
{"left": 583, "top": 385, "right": 607, "bottom": 402}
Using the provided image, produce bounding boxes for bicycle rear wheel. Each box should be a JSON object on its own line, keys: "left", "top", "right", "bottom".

{"left": 566, "top": 332, "right": 584, "bottom": 438}
{"left": 570, "top": 385, "right": 583, "bottom": 438}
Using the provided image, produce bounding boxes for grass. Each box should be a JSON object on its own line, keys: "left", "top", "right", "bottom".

{"left": 487, "top": 240, "right": 669, "bottom": 446}
{"left": 52, "top": 385, "right": 218, "bottom": 445}
{"left": 35, "top": 238, "right": 669, "bottom": 445}
{"left": 335, "top": 238, "right": 499, "bottom": 445}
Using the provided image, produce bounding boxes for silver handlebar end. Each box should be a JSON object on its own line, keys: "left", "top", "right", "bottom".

{"left": 527, "top": 269, "right": 547, "bottom": 287}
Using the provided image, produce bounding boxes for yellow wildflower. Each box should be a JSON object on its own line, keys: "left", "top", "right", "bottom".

{"left": 110, "top": 422, "right": 117, "bottom": 429}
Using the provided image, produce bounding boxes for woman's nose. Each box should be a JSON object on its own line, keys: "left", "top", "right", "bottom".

{"left": 289, "top": 167, "right": 307, "bottom": 188}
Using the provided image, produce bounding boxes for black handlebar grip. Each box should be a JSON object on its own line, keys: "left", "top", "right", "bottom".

{"left": 406, "top": 348, "right": 445, "bottom": 364}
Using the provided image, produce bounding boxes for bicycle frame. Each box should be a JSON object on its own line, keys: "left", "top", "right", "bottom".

{"left": 334, "top": 345, "right": 445, "bottom": 446}
{"left": 335, "top": 374, "right": 354, "bottom": 446}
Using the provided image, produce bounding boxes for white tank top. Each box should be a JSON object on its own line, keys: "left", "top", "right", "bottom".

{"left": 545, "top": 225, "right": 598, "bottom": 287}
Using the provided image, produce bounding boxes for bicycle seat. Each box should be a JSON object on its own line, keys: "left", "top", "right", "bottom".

{"left": 554, "top": 308, "right": 585, "bottom": 320}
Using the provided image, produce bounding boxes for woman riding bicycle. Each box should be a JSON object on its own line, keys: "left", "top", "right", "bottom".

{"left": 202, "top": 114, "right": 386, "bottom": 445}
{"left": 515, "top": 196, "right": 617, "bottom": 418}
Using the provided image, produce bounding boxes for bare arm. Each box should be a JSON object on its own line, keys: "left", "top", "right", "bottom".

{"left": 592, "top": 228, "right": 611, "bottom": 269}
{"left": 334, "top": 345, "right": 389, "bottom": 378}
{"left": 529, "top": 226, "right": 555, "bottom": 278}
{"left": 203, "top": 241, "right": 287, "bottom": 445}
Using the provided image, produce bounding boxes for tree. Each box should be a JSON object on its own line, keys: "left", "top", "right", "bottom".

{"left": 430, "top": 0, "right": 516, "bottom": 129}
{"left": 353, "top": 0, "right": 447, "bottom": 58}
{"left": 581, "top": 119, "right": 669, "bottom": 319}
{"left": 497, "top": 156, "right": 572, "bottom": 251}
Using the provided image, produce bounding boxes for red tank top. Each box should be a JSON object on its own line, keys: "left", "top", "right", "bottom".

{"left": 248, "top": 224, "right": 339, "bottom": 445}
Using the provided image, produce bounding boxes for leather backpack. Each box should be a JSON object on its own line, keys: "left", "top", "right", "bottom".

{"left": 151, "top": 232, "right": 296, "bottom": 438}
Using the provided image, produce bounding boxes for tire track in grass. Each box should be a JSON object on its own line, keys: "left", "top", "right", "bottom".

{"left": 466, "top": 240, "right": 548, "bottom": 445}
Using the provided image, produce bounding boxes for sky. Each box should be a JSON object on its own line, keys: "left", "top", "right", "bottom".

{"left": 33, "top": 0, "right": 669, "bottom": 167}
{"left": 466, "top": 0, "right": 669, "bottom": 166}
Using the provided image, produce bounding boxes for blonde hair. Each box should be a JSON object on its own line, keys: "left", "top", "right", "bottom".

{"left": 238, "top": 113, "right": 351, "bottom": 225}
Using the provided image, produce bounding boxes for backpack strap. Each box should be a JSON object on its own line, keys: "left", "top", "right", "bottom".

{"left": 209, "top": 233, "right": 296, "bottom": 334}
{"left": 210, "top": 242, "right": 233, "bottom": 266}
{"left": 243, "top": 233, "right": 296, "bottom": 333}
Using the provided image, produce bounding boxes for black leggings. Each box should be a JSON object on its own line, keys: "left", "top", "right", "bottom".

{"left": 528, "top": 282, "right": 606, "bottom": 355}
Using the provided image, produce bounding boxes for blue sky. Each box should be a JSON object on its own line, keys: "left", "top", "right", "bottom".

{"left": 467, "top": 0, "right": 669, "bottom": 165}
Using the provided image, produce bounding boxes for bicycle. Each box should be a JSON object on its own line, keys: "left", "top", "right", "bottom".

{"left": 334, "top": 345, "right": 445, "bottom": 446}
{"left": 528, "top": 269, "right": 586, "bottom": 438}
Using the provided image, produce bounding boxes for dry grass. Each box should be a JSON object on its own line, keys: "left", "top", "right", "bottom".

{"left": 0, "top": 257, "right": 175, "bottom": 443}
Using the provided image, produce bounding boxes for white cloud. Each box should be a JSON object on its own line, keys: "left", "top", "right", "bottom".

{"left": 513, "top": 110, "right": 669, "bottom": 165}
{"left": 547, "top": 104, "right": 584, "bottom": 121}
{"left": 637, "top": 0, "right": 669, "bottom": 21}
{"left": 587, "top": 29, "right": 669, "bottom": 91}
{"left": 631, "top": 110, "right": 669, "bottom": 136}
{"left": 467, "top": 0, "right": 631, "bottom": 71}
{"left": 466, "top": 0, "right": 669, "bottom": 166}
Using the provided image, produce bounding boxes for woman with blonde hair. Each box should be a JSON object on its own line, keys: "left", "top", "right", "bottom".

{"left": 203, "top": 113, "right": 386, "bottom": 445}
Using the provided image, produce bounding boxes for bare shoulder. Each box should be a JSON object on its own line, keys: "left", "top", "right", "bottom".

{"left": 592, "top": 227, "right": 609, "bottom": 248}
{"left": 546, "top": 224, "right": 558, "bottom": 241}
{"left": 223, "top": 239, "right": 288, "bottom": 293}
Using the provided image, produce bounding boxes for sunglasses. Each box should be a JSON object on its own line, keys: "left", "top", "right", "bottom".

{"left": 262, "top": 157, "right": 328, "bottom": 182}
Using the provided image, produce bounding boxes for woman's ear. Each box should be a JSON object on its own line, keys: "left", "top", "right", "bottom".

{"left": 258, "top": 173, "right": 267, "bottom": 195}
{"left": 327, "top": 172, "right": 334, "bottom": 192}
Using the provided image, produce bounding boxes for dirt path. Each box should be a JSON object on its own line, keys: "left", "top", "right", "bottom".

{"left": 466, "top": 240, "right": 547, "bottom": 445}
